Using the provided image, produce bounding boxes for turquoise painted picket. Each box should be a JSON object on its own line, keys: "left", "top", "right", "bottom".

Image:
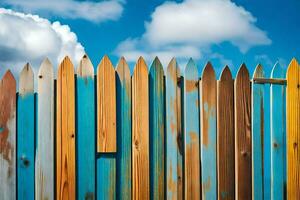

{"left": 76, "top": 55, "right": 96, "bottom": 199}
{"left": 252, "top": 64, "right": 264, "bottom": 199}
{"left": 17, "top": 64, "right": 35, "bottom": 200}
{"left": 270, "top": 63, "right": 286, "bottom": 200}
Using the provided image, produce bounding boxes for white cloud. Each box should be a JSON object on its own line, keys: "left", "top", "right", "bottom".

{"left": 1, "top": 0, "right": 124, "bottom": 23}
{"left": 0, "top": 8, "right": 85, "bottom": 77}
{"left": 115, "top": 0, "right": 271, "bottom": 66}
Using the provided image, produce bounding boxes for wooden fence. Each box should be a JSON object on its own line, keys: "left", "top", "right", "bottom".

{"left": 0, "top": 55, "right": 299, "bottom": 199}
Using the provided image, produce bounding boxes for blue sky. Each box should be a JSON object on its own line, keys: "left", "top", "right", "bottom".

{"left": 0, "top": 0, "right": 299, "bottom": 78}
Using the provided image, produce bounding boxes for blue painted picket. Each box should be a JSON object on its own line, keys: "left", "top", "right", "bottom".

{"left": 149, "top": 57, "right": 165, "bottom": 200}
{"left": 76, "top": 55, "right": 95, "bottom": 199}
{"left": 183, "top": 59, "right": 200, "bottom": 199}
{"left": 116, "top": 57, "right": 132, "bottom": 199}
{"left": 200, "top": 62, "right": 217, "bottom": 199}
{"left": 270, "top": 63, "right": 286, "bottom": 200}
{"left": 252, "top": 64, "right": 264, "bottom": 199}
{"left": 17, "top": 64, "right": 35, "bottom": 200}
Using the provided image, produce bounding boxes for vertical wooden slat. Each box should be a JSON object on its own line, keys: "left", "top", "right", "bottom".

{"left": 36, "top": 58, "right": 54, "bottom": 200}
{"left": 56, "top": 56, "right": 76, "bottom": 200}
{"left": 234, "top": 64, "right": 251, "bottom": 200}
{"left": 177, "top": 76, "right": 183, "bottom": 200}
{"left": 200, "top": 62, "right": 217, "bottom": 199}
{"left": 149, "top": 57, "right": 165, "bottom": 200}
{"left": 217, "top": 66, "right": 235, "bottom": 200}
{"left": 270, "top": 63, "right": 286, "bottom": 200}
{"left": 166, "top": 58, "right": 180, "bottom": 199}
{"left": 116, "top": 57, "right": 132, "bottom": 199}
{"left": 0, "top": 70, "right": 16, "bottom": 200}
{"left": 286, "top": 58, "right": 300, "bottom": 198}
{"left": 132, "top": 57, "right": 149, "bottom": 200}
{"left": 17, "top": 64, "right": 35, "bottom": 200}
{"left": 76, "top": 55, "right": 95, "bottom": 199}
{"left": 252, "top": 64, "right": 264, "bottom": 199}
{"left": 184, "top": 59, "right": 200, "bottom": 199}
{"left": 97, "top": 55, "right": 116, "bottom": 153}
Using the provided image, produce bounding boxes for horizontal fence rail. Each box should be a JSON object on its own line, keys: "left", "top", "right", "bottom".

{"left": 0, "top": 55, "right": 299, "bottom": 200}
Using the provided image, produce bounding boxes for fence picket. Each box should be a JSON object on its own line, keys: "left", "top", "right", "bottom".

{"left": 286, "top": 58, "right": 300, "bottom": 198}
{"left": 270, "top": 62, "right": 286, "bottom": 200}
{"left": 234, "top": 64, "right": 252, "bottom": 199}
{"left": 217, "top": 66, "right": 235, "bottom": 200}
{"left": 149, "top": 57, "right": 165, "bottom": 200}
{"left": 200, "top": 62, "right": 217, "bottom": 199}
{"left": 36, "top": 58, "right": 54, "bottom": 200}
{"left": 252, "top": 64, "right": 264, "bottom": 199}
{"left": 132, "top": 57, "right": 149, "bottom": 199}
{"left": 0, "top": 70, "right": 16, "bottom": 200}
{"left": 166, "top": 58, "right": 180, "bottom": 199}
{"left": 56, "top": 56, "right": 76, "bottom": 200}
{"left": 97, "top": 55, "right": 116, "bottom": 153}
{"left": 17, "top": 64, "right": 34, "bottom": 200}
{"left": 116, "top": 57, "right": 132, "bottom": 199}
{"left": 76, "top": 55, "right": 95, "bottom": 199}
{"left": 184, "top": 59, "right": 200, "bottom": 199}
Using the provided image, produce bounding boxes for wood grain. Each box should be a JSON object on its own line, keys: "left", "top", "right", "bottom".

{"left": 97, "top": 55, "right": 116, "bottom": 153}
{"left": 116, "top": 57, "right": 132, "bottom": 199}
{"left": 200, "top": 62, "right": 217, "bottom": 199}
{"left": 234, "top": 64, "right": 252, "bottom": 200}
{"left": 184, "top": 59, "right": 200, "bottom": 199}
{"left": 17, "top": 64, "right": 35, "bottom": 200}
{"left": 286, "top": 58, "right": 300, "bottom": 198}
{"left": 132, "top": 57, "right": 149, "bottom": 200}
{"left": 149, "top": 57, "right": 165, "bottom": 200}
{"left": 36, "top": 58, "right": 54, "bottom": 200}
{"left": 0, "top": 70, "right": 16, "bottom": 200}
{"left": 56, "top": 56, "right": 76, "bottom": 200}
{"left": 76, "top": 55, "right": 96, "bottom": 200}
{"left": 252, "top": 64, "right": 264, "bottom": 199}
{"left": 217, "top": 66, "right": 235, "bottom": 200}
{"left": 270, "top": 62, "right": 286, "bottom": 200}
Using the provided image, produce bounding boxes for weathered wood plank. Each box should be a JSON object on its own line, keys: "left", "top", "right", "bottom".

{"left": 270, "top": 62, "right": 286, "bottom": 200}
{"left": 252, "top": 64, "right": 264, "bottom": 199}
{"left": 177, "top": 75, "right": 183, "bottom": 200}
{"left": 36, "top": 58, "right": 54, "bottom": 200}
{"left": 286, "top": 58, "right": 300, "bottom": 198}
{"left": 184, "top": 59, "right": 200, "bottom": 199}
{"left": 116, "top": 57, "right": 132, "bottom": 199}
{"left": 97, "top": 55, "right": 116, "bottom": 153}
{"left": 97, "top": 155, "right": 116, "bottom": 200}
{"left": 56, "top": 56, "right": 76, "bottom": 200}
{"left": 132, "top": 57, "right": 149, "bottom": 199}
{"left": 0, "top": 70, "right": 16, "bottom": 200}
{"left": 76, "top": 55, "right": 96, "bottom": 200}
{"left": 17, "top": 64, "right": 35, "bottom": 200}
{"left": 234, "top": 64, "right": 252, "bottom": 200}
{"left": 217, "top": 66, "right": 235, "bottom": 200}
{"left": 166, "top": 58, "right": 180, "bottom": 200}
{"left": 200, "top": 62, "right": 217, "bottom": 199}
{"left": 149, "top": 57, "right": 165, "bottom": 200}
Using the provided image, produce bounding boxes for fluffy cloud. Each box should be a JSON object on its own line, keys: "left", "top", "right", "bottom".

{"left": 0, "top": 8, "right": 85, "bottom": 77}
{"left": 1, "top": 0, "right": 124, "bottom": 23}
{"left": 115, "top": 0, "right": 271, "bottom": 66}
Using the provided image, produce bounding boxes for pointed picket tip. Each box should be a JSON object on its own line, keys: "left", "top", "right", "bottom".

{"left": 2, "top": 69, "right": 16, "bottom": 83}
{"left": 116, "top": 56, "right": 131, "bottom": 82}
{"left": 19, "top": 63, "right": 34, "bottom": 95}
{"left": 287, "top": 58, "right": 299, "bottom": 76}
{"left": 236, "top": 63, "right": 249, "bottom": 80}
{"left": 58, "top": 55, "right": 74, "bottom": 73}
{"left": 38, "top": 58, "right": 53, "bottom": 77}
{"left": 133, "top": 56, "right": 148, "bottom": 75}
{"left": 271, "top": 62, "right": 285, "bottom": 78}
{"left": 77, "top": 54, "right": 94, "bottom": 77}
{"left": 150, "top": 56, "right": 163, "bottom": 73}
{"left": 184, "top": 58, "right": 198, "bottom": 78}
{"left": 219, "top": 65, "right": 232, "bottom": 81}
{"left": 253, "top": 64, "right": 264, "bottom": 78}
{"left": 98, "top": 55, "right": 114, "bottom": 73}
{"left": 201, "top": 61, "right": 216, "bottom": 80}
